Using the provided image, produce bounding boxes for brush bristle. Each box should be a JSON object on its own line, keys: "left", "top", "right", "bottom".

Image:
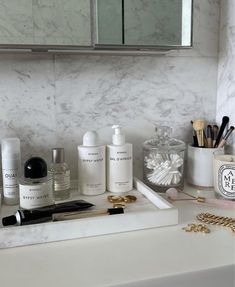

{"left": 193, "top": 119, "right": 205, "bottom": 131}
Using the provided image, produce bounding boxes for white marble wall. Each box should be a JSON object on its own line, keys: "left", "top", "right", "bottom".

{"left": 0, "top": 0, "right": 220, "bottom": 179}
{"left": 217, "top": 0, "right": 235, "bottom": 153}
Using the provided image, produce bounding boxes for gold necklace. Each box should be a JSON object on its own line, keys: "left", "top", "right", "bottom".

{"left": 197, "top": 213, "right": 235, "bottom": 233}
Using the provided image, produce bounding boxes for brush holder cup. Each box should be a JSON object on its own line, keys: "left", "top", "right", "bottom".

{"left": 143, "top": 126, "right": 186, "bottom": 192}
{"left": 187, "top": 145, "right": 224, "bottom": 188}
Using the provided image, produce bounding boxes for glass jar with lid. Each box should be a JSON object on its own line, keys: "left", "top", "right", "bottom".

{"left": 143, "top": 126, "right": 186, "bottom": 192}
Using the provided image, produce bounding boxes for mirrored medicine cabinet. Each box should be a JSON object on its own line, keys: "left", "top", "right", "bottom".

{"left": 0, "top": 0, "right": 193, "bottom": 53}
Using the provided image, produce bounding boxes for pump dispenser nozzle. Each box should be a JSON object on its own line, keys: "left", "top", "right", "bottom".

{"left": 112, "top": 125, "right": 125, "bottom": 145}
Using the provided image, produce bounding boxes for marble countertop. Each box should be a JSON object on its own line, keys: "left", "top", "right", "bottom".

{"left": 0, "top": 185, "right": 234, "bottom": 287}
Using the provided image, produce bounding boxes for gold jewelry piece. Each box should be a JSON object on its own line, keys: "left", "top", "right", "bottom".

{"left": 113, "top": 203, "right": 126, "bottom": 209}
{"left": 107, "top": 195, "right": 137, "bottom": 204}
{"left": 197, "top": 213, "right": 235, "bottom": 233}
{"left": 123, "top": 195, "right": 137, "bottom": 203}
{"left": 182, "top": 223, "right": 210, "bottom": 233}
{"left": 107, "top": 196, "right": 123, "bottom": 203}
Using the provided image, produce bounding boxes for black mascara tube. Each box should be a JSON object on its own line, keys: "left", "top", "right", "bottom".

{"left": 2, "top": 200, "right": 94, "bottom": 226}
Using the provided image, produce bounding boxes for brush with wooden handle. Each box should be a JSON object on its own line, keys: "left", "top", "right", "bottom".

{"left": 207, "top": 125, "right": 213, "bottom": 148}
{"left": 218, "top": 126, "right": 234, "bottom": 148}
{"left": 193, "top": 119, "right": 205, "bottom": 147}
{"left": 212, "top": 125, "right": 218, "bottom": 147}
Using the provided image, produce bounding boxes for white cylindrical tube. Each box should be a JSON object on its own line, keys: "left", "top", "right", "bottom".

{"left": 1, "top": 138, "right": 21, "bottom": 205}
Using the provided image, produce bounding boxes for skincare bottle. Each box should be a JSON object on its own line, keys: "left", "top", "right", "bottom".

{"left": 77, "top": 131, "right": 106, "bottom": 195}
{"left": 1, "top": 138, "right": 21, "bottom": 205}
{"left": 49, "top": 148, "right": 70, "bottom": 200}
{"left": 107, "top": 125, "right": 133, "bottom": 193}
{"left": 19, "top": 157, "right": 54, "bottom": 210}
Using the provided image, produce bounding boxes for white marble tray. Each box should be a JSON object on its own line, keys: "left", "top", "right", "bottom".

{"left": 0, "top": 178, "right": 178, "bottom": 249}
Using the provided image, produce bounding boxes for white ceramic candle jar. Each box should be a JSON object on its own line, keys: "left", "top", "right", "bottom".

{"left": 213, "top": 155, "right": 235, "bottom": 200}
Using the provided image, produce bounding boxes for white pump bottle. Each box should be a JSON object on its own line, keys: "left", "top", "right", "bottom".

{"left": 107, "top": 125, "right": 133, "bottom": 193}
{"left": 77, "top": 131, "right": 106, "bottom": 195}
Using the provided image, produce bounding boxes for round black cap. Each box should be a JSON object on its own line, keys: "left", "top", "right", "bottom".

{"left": 2, "top": 215, "right": 17, "bottom": 226}
{"left": 24, "top": 157, "right": 47, "bottom": 179}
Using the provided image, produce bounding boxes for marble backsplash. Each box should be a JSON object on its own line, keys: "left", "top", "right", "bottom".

{"left": 0, "top": 54, "right": 218, "bottom": 178}
{"left": 217, "top": 0, "right": 235, "bottom": 154}
{"left": 0, "top": 0, "right": 220, "bottom": 178}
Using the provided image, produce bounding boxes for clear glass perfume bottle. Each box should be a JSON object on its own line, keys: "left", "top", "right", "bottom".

{"left": 49, "top": 148, "right": 70, "bottom": 200}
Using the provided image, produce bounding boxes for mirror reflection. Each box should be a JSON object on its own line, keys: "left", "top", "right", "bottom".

{"left": 0, "top": 0, "right": 193, "bottom": 50}
{"left": 96, "top": 0, "right": 192, "bottom": 47}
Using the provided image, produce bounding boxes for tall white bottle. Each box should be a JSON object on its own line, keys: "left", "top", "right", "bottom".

{"left": 107, "top": 125, "right": 133, "bottom": 193}
{"left": 78, "top": 131, "right": 106, "bottom": 195}
{"left": 1, "top": 138, "right": 21, "bottom": 205}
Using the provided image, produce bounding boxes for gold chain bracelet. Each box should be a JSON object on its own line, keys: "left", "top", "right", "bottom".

{"left": 197, "top": 213, "right": 235, "bottom": 233}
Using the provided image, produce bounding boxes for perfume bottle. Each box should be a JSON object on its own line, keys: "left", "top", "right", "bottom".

{"left": 49, "top": 148, "right": 70, "bottom": 200}
{"left": 19, "top": 157, "right": 54, "bottom": 209}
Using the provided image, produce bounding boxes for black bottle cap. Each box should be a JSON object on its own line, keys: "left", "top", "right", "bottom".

{"left": 108, "top": 207, "right": 124, "bottom": 215}
{"left": 24, "top": 157, "right": 47, "bottom": 179}
{"left": 2, "top": 215, "right": 17, "bottom": 226}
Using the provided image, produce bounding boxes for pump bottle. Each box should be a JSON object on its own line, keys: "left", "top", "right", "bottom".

{"left": 107, "top": 125, "right": 133, "bottom": 193}
{"left": 77, "top": 131, "right": 106, "bottom": 195}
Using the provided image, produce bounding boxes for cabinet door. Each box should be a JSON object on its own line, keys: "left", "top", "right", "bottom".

{"left": 124, "top": 0, "right": 183, "bottom": 46}
{"left": 96, "top": 0, "right": 123, "bottom": 45}
{"left": 0, "top": 0, "right": 91, "bottom": 46}
{"left": 33, "top": 0, "right": 91, "bottom": 46}
{"left": 0, "top": 0, "right": 33, "bottom": 44}
{"left": 95, "top": 0, "right": 192, "bottom": 48}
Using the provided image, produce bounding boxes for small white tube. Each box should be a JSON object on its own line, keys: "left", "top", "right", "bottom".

{"left": 1, "top": 138, "right": 21, "bottom": 205}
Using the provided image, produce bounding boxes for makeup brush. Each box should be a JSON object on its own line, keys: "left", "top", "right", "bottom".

{"left": 193, "top": 119, "right": 205, "bottom": 147}
{"left": 212, "top": 125, "right": 219, "bottom": 147}
{"left": 218, "top": 126, "right": 235, "bottom": 148}
{"left": 190, "top": 120, "right": 198, "bottom": 147}
{"left": 166, "top": 188, "right": 235, "bottom": 209}
{"left": 206, "top": 125, "right": 213, "bottom": 148}
{"left": 214, "top": 116, "right": 229, "bottom": 148}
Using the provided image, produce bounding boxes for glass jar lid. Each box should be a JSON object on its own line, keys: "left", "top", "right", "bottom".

{"left": 143, "top": 126, "right": 186, "bottom": 152}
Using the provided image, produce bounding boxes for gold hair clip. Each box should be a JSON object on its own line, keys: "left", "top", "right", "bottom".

{"left": 107, "top": 195, "right": 137, "bottom": 204}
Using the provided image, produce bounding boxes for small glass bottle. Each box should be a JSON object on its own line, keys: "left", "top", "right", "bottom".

{"left": 49, "top": 148, "right": 70, "bottom": 200}
{"left": 143, "top": 126, "right": 186, "bottom": 192}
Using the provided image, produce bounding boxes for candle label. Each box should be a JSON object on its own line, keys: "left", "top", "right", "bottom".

{"left": 218, "top": 165, "right": 235, "bottom": 199}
